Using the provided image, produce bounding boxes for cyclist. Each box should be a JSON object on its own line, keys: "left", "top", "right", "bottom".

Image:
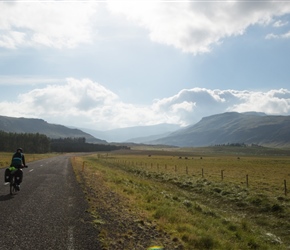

{"left": 9, "top": 148, "right": 26, "bottom": 191}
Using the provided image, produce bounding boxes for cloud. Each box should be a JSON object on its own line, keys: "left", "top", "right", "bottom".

{"left": 230, "top": 89, "right": 290, "bottom": 114}
{"left": 273, "top": 20, "right": 288, "bottom": 27}
{"left": 0, "top": 1, "right": 98, "bottom": 49}
{"left": 2, "top": 1, "right": 290, "bottom": 54}
{"left": 107, "top": 1, "right": 290, "bottom": 54}
{"left": 152, "top": 88, "right": 290, "bottom": 126}
{"left": 171, "top": 101, "right": 195, "bottom": 113}
{"left": 266, "top": 17, "right": 290, "bottom": 39}
{"left": 266, "top": 30, "right": 290, "bottom": 39}
{"left": 0, "top": 78, "right": 171, "bottom": 129}
{"left": 265, "top": 33, "right": 279, "bottom": 39}
{"left": 1, "top": 79, "right": 290, "bottom": 130}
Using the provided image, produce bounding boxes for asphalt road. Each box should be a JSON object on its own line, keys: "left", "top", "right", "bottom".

{"left": 0, "top": 154, "right": 101, "bottom": 250}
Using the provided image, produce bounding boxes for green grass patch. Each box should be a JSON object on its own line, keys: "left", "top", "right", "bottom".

{"left": 72, "top": 149, "right": 290, "bottom": 249}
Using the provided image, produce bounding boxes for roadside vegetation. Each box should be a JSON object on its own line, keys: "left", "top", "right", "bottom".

{"left": 73, "top": 146, "right": 290, "bottom": 249}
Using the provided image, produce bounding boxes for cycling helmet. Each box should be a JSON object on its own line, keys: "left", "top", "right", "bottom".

{"left": 17, "top": 148, "right": 23, "bottom": 152}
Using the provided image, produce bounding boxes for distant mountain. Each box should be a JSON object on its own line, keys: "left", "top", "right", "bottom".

{"left": 125, "top": 131, "right": 175, "bottom": 144}
{"left": 82, "top": 123, "right": 181, "bottom": 143}
{"left": 4, "top": 112, "right": 289, "bottom": 148}
{"left": 0, "top": 115, "right": 106, "bottom": 144}
{"left": 151, "top": 112, "right": 290, "bottom": 147}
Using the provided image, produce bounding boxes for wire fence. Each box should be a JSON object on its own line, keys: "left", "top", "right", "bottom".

{"left": 98, "top": 155, "right": 290, "bottom": 198}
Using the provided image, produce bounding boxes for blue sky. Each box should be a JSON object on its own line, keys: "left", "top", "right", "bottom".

{"left": 1, "top": 1, "right": 290, "bottom": 130}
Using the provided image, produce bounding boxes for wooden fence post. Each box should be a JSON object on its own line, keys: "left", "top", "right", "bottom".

{"left": 221, "top": 170, "right": 224, "bottom": 180}
{"left": 246, "top": 174, "right": 249, "bottom": 188}
{"left": 284, "top": 180, "right": 287, "bottom": 196}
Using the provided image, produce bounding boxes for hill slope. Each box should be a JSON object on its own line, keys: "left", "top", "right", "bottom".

{"left": 152, "top": 112, "right": 290, "bottom": 147}
{"left": 0, "top": 115, "right": 106, "bottom": 144}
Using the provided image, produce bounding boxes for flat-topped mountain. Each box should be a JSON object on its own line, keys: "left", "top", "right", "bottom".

{"left": 151, "top": 112, "right": 290, "bottom": 147}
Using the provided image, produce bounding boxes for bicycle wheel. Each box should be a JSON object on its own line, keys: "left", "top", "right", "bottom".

{"left": 10, "top": 176, "right": 16, "bottom": 195}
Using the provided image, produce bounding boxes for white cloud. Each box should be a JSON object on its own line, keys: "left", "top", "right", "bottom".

{"left": 273, "top": 20, "right": 288, "bottom": 27}
{"left": 107, "top": 1, "right": 290, "bottom": 54}
{"left": 0, "top": 1, "right": 98, "bottom": 49}
{"left": 266, "top": 30, "right": 290, "bottom": 39}
{"left": 171, "top": 101, "right": 195, "bottom": 113}
{"left": 265, "top": 33, "right": 279, "bottom": 39}
{"left": 2, "top": 1, "right": 290, "bottom": 54}
{"left": 1, "top": 79, "right": 290, "bottom": 130}
{"left": 0, "top": 78, "right": 173, "bottom": 129}
{"left": 282, "top": 31, "right": 290, "bottom": 38}
{"left": 152, "top": 88, "right": 290, "bottom": 126}
{"left": 231, "top": 89, "right": 290, "bottom": 114}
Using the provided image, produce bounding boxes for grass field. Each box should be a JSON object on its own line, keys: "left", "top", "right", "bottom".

{"left": 0, "top": 152, "right": 59, "bottom": 169}
{"left": 73, "top": 146, "right": 290, "bottom": 249}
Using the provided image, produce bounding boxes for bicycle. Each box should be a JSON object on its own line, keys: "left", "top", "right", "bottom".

{"left": 9, "top": 174, "right": 18, "bottom": 195}
{"left": 8, "top": 166, "right": 28, "bottom": 195}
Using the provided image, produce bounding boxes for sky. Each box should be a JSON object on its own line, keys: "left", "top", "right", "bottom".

{"left": 1, "top": 1, "right": 290, "bottom": 131}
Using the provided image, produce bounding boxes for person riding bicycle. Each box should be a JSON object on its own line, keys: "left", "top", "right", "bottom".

{"left": 9, "top": 148, "right": 26, "bottom": 191}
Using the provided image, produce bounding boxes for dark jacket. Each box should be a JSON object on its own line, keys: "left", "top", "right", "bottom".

{"left": 11, "top": 151, "right": 26, "bottom": 167}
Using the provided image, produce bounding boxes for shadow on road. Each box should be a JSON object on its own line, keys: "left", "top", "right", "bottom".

{"left": 0, "top": 194, "right": 14, "bottom": 201}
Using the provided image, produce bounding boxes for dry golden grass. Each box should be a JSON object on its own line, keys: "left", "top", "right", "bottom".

{"left": 104, "top": 152, "right": 290, "bottom": 198}
{"left": 0, "top": 152, "right": 60, "bottom": 168}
